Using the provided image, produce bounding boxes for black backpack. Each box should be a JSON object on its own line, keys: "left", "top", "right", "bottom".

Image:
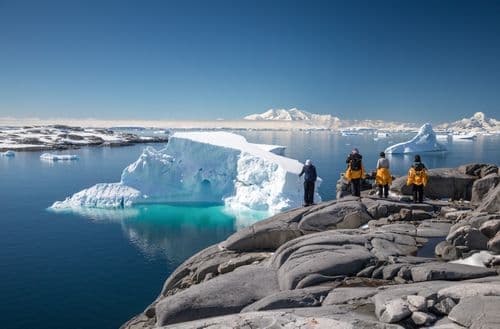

{"left": 350, "top": 155, "right": 362, "bottom": 171}
{"left": 414, "top": 162, "right": 425, "bottom": 172}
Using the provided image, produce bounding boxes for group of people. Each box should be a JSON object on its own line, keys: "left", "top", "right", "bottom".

{"left": 299, "top": 149, "right": 429, "bottom": 206}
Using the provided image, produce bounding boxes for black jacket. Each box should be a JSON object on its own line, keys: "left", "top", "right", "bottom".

{"left": 299, "top": 165, "right": 317, "bottom": 182}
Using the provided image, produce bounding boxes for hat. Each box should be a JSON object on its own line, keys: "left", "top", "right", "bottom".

{"left": 352, "top": 148, "right": 359, "bottom": 154}
{"left": 305, "top": 159, "right": 312, "bottom": 165}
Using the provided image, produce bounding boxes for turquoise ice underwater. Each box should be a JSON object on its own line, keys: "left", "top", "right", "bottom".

{"left": 0, "top": 131, "right": 499, "bottom": 329}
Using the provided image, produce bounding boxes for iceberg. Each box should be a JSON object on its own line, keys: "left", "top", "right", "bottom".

{"left": 1, "top": 150, "right": 15, "bottom": 157}
{"left": 385, "top": 123, "right": 447, "bottom": 154}
{"left": 40, "top": 153, "right": 79, "bottom": 161}
{"left": 51, "top": 132, "right": 321, "bottom": 213}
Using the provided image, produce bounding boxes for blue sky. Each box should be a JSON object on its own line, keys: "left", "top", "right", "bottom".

{"left": 1, "top": 0, "right": 499, "bottom": 123}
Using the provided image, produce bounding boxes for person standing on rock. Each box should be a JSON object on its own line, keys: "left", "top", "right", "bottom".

{"left": 375, "top": 152, "right": 392, "bottom": 198}
{"left": 299, "top": 159, "right": 317, "bottom": 206}
{"left": 407, "top": 154, "right": 428, "bottom": 203}
{"left": 345, "top": 148, "right": 365, "bottom": 197}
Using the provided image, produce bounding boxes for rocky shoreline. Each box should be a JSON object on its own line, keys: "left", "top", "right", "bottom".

{"left": 0, "top": 125, "right": 168, "bottom": 152}
{"left": 122, "top": 163, "right": 500, "bottom": 329}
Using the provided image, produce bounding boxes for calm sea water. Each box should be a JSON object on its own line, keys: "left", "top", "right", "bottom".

{"left": 0, "top": 132, "right": 498, "bottom": 329}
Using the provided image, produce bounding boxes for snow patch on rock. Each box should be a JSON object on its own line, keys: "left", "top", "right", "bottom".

{"left": 385, "top": 123, "right": 447, "bottom": 154}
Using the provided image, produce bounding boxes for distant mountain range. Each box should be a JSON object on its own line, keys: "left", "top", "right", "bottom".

{"left": 244, "top": 109, "right": 499, "bottom": 133}
{"left": 244, "top": 108, "right": 414, "bottom": 131}
{"left": 436, "top": 112, "right": 499, "bottom": 133}
{"left": 244, "top": 108, "right": 340, "bottom": 129}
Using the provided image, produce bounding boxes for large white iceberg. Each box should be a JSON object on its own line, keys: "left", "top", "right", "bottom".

{"left": 385, "top": 123, "right": 447, "bottom": 154}
{"left": 51, "top": 132, "right": 321, "bottom": 213}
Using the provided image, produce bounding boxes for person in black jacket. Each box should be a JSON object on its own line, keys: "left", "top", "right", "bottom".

{"left": 299, "top": 159, "right": 317, "bottom": 206}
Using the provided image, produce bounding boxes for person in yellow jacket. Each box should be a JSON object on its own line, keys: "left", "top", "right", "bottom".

{"left": 406, "top": 154, "right": 428, "bottom": 203}
{"left": 375, "top": 152, "right": 392, "bottom": 198}
{"left": 345, "top": 148, "right": 365, "bottom": 197}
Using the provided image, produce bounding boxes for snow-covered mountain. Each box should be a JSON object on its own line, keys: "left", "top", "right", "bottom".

{"left": 437, "top": 112, "right": 499, "bottom": 133}
{"left": 244, "top": 108, "right": 340, "bottom": 128}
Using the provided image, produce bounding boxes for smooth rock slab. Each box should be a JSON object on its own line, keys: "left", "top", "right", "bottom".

{"left": 297, "top": 200, "right": 372, "bottom": 232}
{"left": 220, "top": 207, "right": 308, "bottom": 251}
{"left": 477, "top": 183, "right": 500, "bottom": 213}
{"left": 371, "top": 237, "right": 418, "bottom": 260}
{"left": 277, "top": 244, "right": 375, "bottom": 290}
{"left": 241, "top": 286, "right": 332, "bottom": 312}
{"left": 448, "top": 296, "right": 500, "bottom": 328}
{"left": 417, "top": 221, "right": 452, "bottom": 238}
{"left": 160, "top": 308, "right": 404, "bottom": 329}
{"left": 437, "top": 282, "right": 500, "bottom": 299}
{"left": 410, "top": 262, "right": 497, "bottom": 282}
{"left": 471, "top": 174, "right": 499, "bottom": 204}
{"left": 323, "top": 287, "right": 377, "bottom": 305}
{"left": 155, "top": 265, "right": 279, "bottom": 326}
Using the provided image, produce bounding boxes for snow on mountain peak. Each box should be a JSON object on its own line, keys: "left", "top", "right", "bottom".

{"left": 473, "top": 112, "right": 485, "bottom": 121}
{"left": 244, "top": 108, "right": 340, "bottom": 128}
{"left": 385, "top": 123, "right": 447, "bottom": 154}
{"left": 438, "top": 112, "right": 499, "bottom": 133}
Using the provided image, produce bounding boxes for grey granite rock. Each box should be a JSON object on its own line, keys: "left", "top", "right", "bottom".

{"left": 407, "top": 295, "right": 427, "bottom": 311}
{"left": 418, "top": 221, "right": 452, "bottom": 238}
{"left": 480, "top": 219, "right": 500, "bottom": 239}
{"left": 377, "top": 298, "right": 412, "bottom": 323}
{"left": 448, "top": 296, "right": 500, "bottom": 328}
{"left": 277, "top": 244, "right": 374, "bottom": 290}
{"left": 488, "top": 232, "right": 500, "bottom": 253}
{"left": 391, "top": 168, "right": 476, "bottom": 200}
{"left": 241, "top": 286, "right": 332, "bottom": 312}
{"left": 471, "top": 173, "right": 499, "bottom": 204}
{"left": 220, "top": 207, "right": 308, "bottom": 251}
{"left": 412, "top": 311, "right": 437, "bottom": 326}
{"left": 477, "top": 183, "right": 500, "bottom": 213}
{"left": 435, "top": 241, "right": 461, "bottom": 260}
{"left": 446, "top": 226, "right": 489, "bottom": 251}
{"left": 155, "top": 265, "right": 279, "bottom": 326}
{"left": 297, "top": 200, "right": 372, "bottom": 232}
{"left": 437, "top": 282, "right": 500, "bottom": 300}
{"left": 431, "top": 297, "right": 457, "bottom": 315}
{"left": 410, "top": 262, "right": 497, "bottom": 282}
{"left": 323, "top": 287, "right": 377, "bottom": 305}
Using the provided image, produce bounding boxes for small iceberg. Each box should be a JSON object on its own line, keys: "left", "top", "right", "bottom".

{"left": 452, "top": 132, "right": 477, "bottom": 140}
{"left": 40, "top": 153, "right": 79, "bottom": 161}
{"left": 1, "top": 150, "right": 15, "bottom": 157}
{"left": 385, "top": 123, "right": 447, "bottom": 154}
{"left": 51, "top": 132, "right": 321, "bottom": 213}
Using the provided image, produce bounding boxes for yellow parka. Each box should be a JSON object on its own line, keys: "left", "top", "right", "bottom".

{"left": 407, "top": 166, "right": 428, "bottom": 186}
{"left": 345, "top": 164, "right": 365, "bottom": 181}
{"left": 376, "top": 167, "right": 392, "bottom": 186}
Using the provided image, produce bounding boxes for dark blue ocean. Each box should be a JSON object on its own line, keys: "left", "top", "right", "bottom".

{"left": 1, "top": 131, "right": 498, "bottom": 329}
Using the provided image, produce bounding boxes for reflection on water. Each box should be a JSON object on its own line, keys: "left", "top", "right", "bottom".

{"left": 50, "top": 204, "right": 268, "bottom": 262}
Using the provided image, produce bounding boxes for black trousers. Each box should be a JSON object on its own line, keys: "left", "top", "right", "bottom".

{"left": 413, "top": 184, "right": 424, "bottom": 203}
{"left": 351, "top": 178, "right": 361, "bottom": 197}
{"left": 304, "top": 181, "right": 315, "bottom": 205}
{"left": 378, "top": 184, "right": 389, "bottom": 198}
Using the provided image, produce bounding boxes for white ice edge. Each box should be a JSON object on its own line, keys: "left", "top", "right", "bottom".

{"left": 50, "top": 131, "right": 321, "bottom": 213}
